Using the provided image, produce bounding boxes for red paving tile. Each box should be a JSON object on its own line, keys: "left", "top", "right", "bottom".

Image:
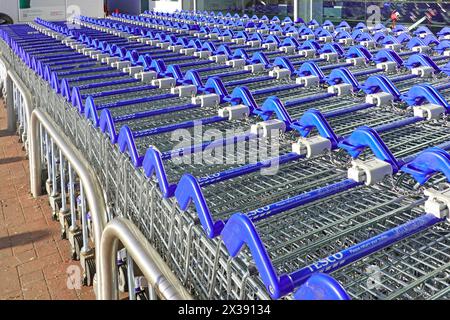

{"left": 0, "top": 99, "right": 95, "bottom": 300}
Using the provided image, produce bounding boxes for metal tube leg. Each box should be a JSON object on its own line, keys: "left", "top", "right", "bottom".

{"left": 68, "top": 163, "right": 81, "bottom": 260}
{"left": 49, "top": 140, "right": 61, "bottom": 218}
{"left": 6, "top": 75, "right": 16, "bottom": 132}
{"left": 79, "top": 183, "right": 95, "bottom": 286}
{"left": 127, "top": 253, "right": 136, "bottom": 300}
{"left": 59, "top": 151, "right": 70, "bottom": 239}
{"left": 69, "top": 163, "right": 77, "bottom": 232}
{"left": 45, "top": 131, "right": 52, "bottom": 195}
{"left": 80, "top": 183, "right": 90, "bottom": 255}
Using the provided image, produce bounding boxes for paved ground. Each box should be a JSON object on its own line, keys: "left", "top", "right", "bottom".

{"left": 0, "top": 99, "right": 95, "bottom": 300}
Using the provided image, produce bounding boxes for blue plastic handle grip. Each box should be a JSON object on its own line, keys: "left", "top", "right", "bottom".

{"left": 133, "top": 116, "right": 226, "bottom": 138}
{"left": 113, "top": 103, "right": 198, "bottom": 123}
{"left": 66, "top": 72, "right": 125, "bottom": 83}
{"left": 225, "top": 75, "right": 275, "bottom": 88}
{"left": 163, "top": 132, "right": 257, "bottom": 161}
{"left": 83, "top": 84, "right": 156, "bottom": 99}
{"left": 198, "top": 152, "right": 302, "bottom": 187}
{"left": 247, "top": 179, "right": 361, "bottom": 222}
{"left": 253, "top": 83, "right": 303, "bottom": 96}
{"left": 285, "top": 92, "right": 335, "bottom": 108}
{"left": 97, "top": 93, "right": 176, "bottom": 110}
{"left": 290, "top": 213, "right": 443, "bottom": 289}
{"left": 77, "top": 78, "right": 138, "bottom": 90}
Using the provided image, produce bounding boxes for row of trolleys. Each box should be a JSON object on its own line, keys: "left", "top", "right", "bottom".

{"left": 2, "top": 13, "right": 450, "bottom": 300}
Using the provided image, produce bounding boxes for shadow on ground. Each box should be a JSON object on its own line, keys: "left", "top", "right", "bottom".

{"left": 0, "top": 230, "right": 50, "bottom": 250}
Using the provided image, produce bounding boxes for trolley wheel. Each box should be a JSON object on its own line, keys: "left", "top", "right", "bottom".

{"left": 61, "top": 215, "right": 71, "bottom": 240}
{"left": 72, "top": 234, "right": 83, "bottom": 261}
{"left": 51, "top": 210, "right": 58, "bottom": 221}
{"left": 118, "top": 264, "right": 129, "bottom": 293}
{"left": 83, "top": 258, "right": 96, "bottom": 287}
{"left": 136, "top": 291, "right": 149, "bottom": 300}
{"left": 0, "top": 13, "right": 13, "bottom": 25}
{"left": 45, "top": 180, "right": 52, "bottom": 195}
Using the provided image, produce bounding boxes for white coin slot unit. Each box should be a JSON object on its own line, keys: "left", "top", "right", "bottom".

{"left": 62, "top": 38, "right": 74, "bottom": 46}
{"left": 134, "top": 71, "right": 157, "bottom": 82}
{"left": 226, "top": 59, "right": 246, "bottom": 68}
{"left": 251, "top": 120, "right": 286, "bottom": 138}
{"left": 413, "top": 104, "right": 446, "bottom": 120}
{"left": 365, "top": 92, "right": 394, "bottom": 107}
{"left": 208, "top": 33, "right": 219, "bottom": 39}
{"left": 376, "top": 61, "right": 398, "bottom": 73}
{"left": 88, "top": 50, "right": 102, "bottom": 58}
{"left": 111, "top": 61, "right": 131, "bottom": 70}
{"left": 292, "top": 136, "right": 332, "bottom": 158}
{"left": 319, "top": 36, "right": 333, "bottom": 43}
{"left": 348, "top": 159, "right": 393, "bottom": 185}
{"left": 218, "top": 105, "right": 250, "bottom": 120}
{"left": 70, "top": 43, "right": 86, "bottom": 53}
{"left": 286, "top": 32, "right": 299, "bottom": 39}
{"left": 103, "top": 56, "right": 120, "bottom": 64}
{"left": 156, "top": 42, "right": 170, "bottom": 49}
{"left": 301, "top": 34, "right": 315, "bottom": 41}
{"left": 338, "top": 26, "right": 351, "bottom": 32}
{"left": 412, "top": 66, "right": 434, "bottom": 78}
{"left": 180, "top": 47, "right": 196, "bottom": 55}
{"left": 168, "top": 44, "right": 184, "bottom": 52}
{"left": 218, "top": 35, "right": 232, "bottom": 42}
{"left": 296, "top": 76, "right": 320, "bottom": 87}
{"left": 346, "top": 57, "right": 366, "bottom": 66}
{"left": 146, "top": 39, "right": 160, "bottom": 46}
{"left": 93, "top": 53, "right": 109, "bottom": 61}
{"left": 299, "top": 49, "right": 316, "bottom": 58}
{"left": 263, "top": 42, "right": 278, "bottom": 51}
{"left": 209, "top": 54, "right": 228, "bottom": 63}
{"left": 338, "top": 38, "right": 354, "bottom": 46}
{"left": 124, "top": 66, "right": 144, "bottom": 76}
{"left": 424, "top": 188, "right": 450, "bottom": 221}
{"left": 80, "top": 47, "right": 94, "bottom": 55}
{"left": 360, "top": 40, "right": 376, "bottom": 49}
{"left": 247, "top": 40, "right": 261, "bottom": 48}
{"left": 151, "top": 77, "right": 176, "bottom": 89}
{"left": 269, "top": 68, "right": 291, "bottom": 80}
{"left": 412, "top": 46, "right": 431, "bottom": 54}
{"left": 194, "top": 51, "right": 211, "bottom": 59}
{"left": 244, "top": 63, "right": 265, "bottom": 73}
{"left": 192, "top": 94, "right": 220, "bottom": 107}
{"left": 320, "top": 52, "right": 338, "bottom": 62}
{"left": 328, "top": 83, "right": 353, "bottom": 96}
{"left": 231, "top": 38, "right": 246, "bottom": 45}
{"left": 193, "top": 32, "right": 204, "bottom": 38}
{"left": 171, "top": 85, "right": 198, "bottom": 97}
{"left": 279, "top": 45, "right": 296, "bottom": 54}
{"left": 384, "top": 43, "right": 402, "bottom": 52}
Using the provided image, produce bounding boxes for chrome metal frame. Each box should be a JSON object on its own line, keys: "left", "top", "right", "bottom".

{"left": 100, "top": 217, "right": 193, "bottom": 300}
{"left": 29, "top": 108, "right": 107, "bottom": 295}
